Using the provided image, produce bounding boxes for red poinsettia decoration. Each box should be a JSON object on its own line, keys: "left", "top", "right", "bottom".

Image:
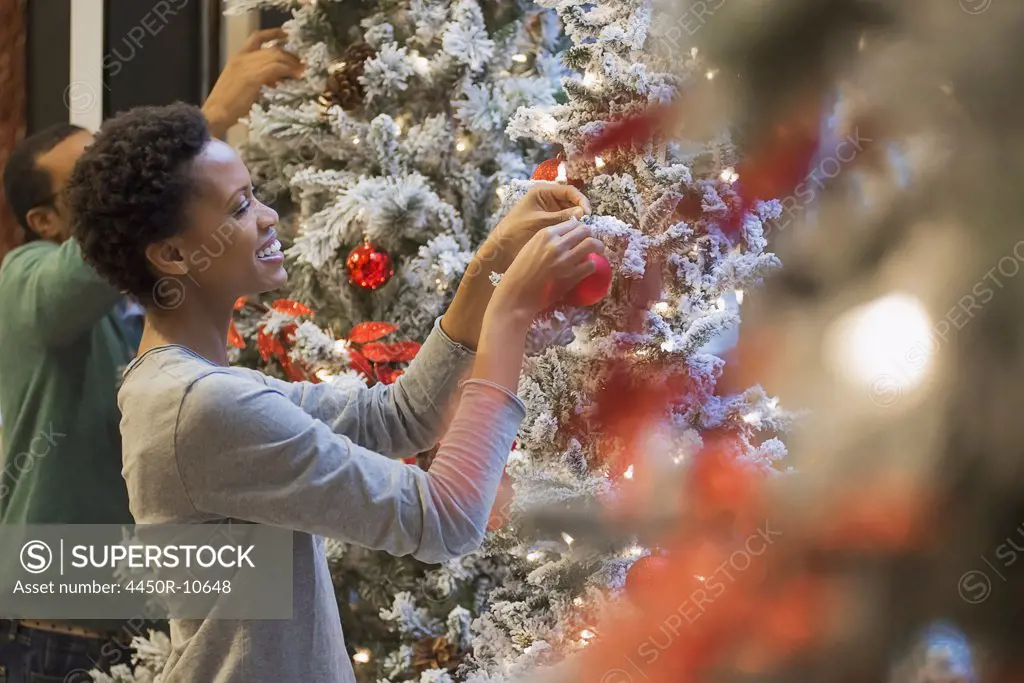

{"left": 229, "top": 297, "right": 319, "bottom": 382}
{"left": 228, "top": 301, "right": 423, "bottom": 386}
{"left": 341, "top": 321, "right": 420, "bottom": 386}
{"left": 227, "top": 296, "right": 249, "bottom": 350}
{"left": 252, "top": 299, "right": 317, "bottom": 382}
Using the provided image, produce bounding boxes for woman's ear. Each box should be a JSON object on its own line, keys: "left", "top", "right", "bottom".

{"left": 145, "top": 240, "right": 190, "bottom": 277}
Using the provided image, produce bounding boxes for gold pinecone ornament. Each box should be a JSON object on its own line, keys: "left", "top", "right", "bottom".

{"left": 320, "top": 41, "right": 377, "bottom": 111}
{"left": 412, "top": 635, "right": 463, "bottom": 674}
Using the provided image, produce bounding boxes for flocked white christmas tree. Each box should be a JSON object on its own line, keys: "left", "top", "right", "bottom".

{"left": 371, "top": 0, "right": 795, "bottom": 679}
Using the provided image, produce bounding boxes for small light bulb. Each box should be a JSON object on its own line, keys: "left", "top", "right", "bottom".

{"left": 735, "top": 289, "right": 744, "bottom": 305}
{"left": 628, "top": 545, "right": 644, "bottom": 557}
{"left": 512, "top": 53, "right": 528, "bottom": 63}
{"left": 353, "top": 649, "right": 371, "bottom": 664}
{"left": 705, "top": 69, "right": 718, "bottom": 80}
{"left": 573, "top": 596, "right": 584, "bottom": 606}
{"left": 580, "top": 629, "right": 597, "bottom": 640}
{"left": 660, "top": 340, "right": 674, "bottom": 352}
{"left": 408, "top": 51, "right": 430, "bottom": 74}
{"left": 742, "top": 411, "right": 761, "bottom": 424}
{"left": 690, "top": 47, "right": 699, "bottom": 57}
{"left": 623, "top": 465, "right": 634, "bottom": 480}
{"left": 719, "top": 167, "right": 739, "bottom": 183}
{"left": 582, "top": 71, "right": 599, "bottom": 86}
{"left": 333, "top": 340, "right": 348, "bottom": 354}
{"left": 527, "top": 550, "right": 543, "bottom": 562}
{"left": 351, "top": 136, "right": 360, "bottom": 145}
{"left": 654, "top": 301, "right": 670, "bottom": 314}
{"left": 456, "top": 142, "right": 467, "bottom": 152}
{"left": 315, "top": 369, "right": 335, "bottom": 382}
{"left": 594, "top": 156, "right": 605, "bottom": 169}
{"left": 562, "top": 532, "right": 575, "bottom": 546}
{"left": 694, "top": 575, "right": 706, "bottom": 583}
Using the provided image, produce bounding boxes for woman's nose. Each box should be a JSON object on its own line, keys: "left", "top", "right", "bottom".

{"left": 257, "top": 203, "right": 279, "bottom": 228}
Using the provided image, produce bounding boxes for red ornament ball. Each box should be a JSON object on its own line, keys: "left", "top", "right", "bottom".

{"left": 531, "top": 158, "right": 562, "bottom": 181}
{"left": 346, "top": 242, "right": 394, "bottom": 290}
{"left": 624, "top": 553, "right": 672, "bottom": 605}
{"left": 563, "top": 252, "right": 612, "bottom": 307}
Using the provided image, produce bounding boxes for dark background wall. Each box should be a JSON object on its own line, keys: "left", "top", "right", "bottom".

{"left": 26, "top": 0, "right": 71, "bottom": 134}
{"left": 103, "top": 0, "right": 206, "bottom": 119}
{"left": 25, "top": 0, "right": 220, "bottom": 135}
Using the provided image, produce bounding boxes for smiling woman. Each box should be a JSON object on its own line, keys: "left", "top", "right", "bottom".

{"left": 64, "top": 100, "right": 602, "bottom": 683}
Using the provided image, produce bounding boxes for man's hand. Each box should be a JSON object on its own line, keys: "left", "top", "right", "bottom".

{"left": 202, "top": 28, "right": 304, "bottom": 139}
{"left": 470, "top": 183, "right": 592, "bottom": 279}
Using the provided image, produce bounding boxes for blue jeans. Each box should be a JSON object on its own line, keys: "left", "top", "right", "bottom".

{"left": 0, "top": 621, "right": 132, "bottom": 683}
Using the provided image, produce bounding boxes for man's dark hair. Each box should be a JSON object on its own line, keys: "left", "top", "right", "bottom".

{"left": 3, "top": 123, "right": 87, "bottom": 238}
{"left": 68, "top": 102, "right": 211, "bottom": 303}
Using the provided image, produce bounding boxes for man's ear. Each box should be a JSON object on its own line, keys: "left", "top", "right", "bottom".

{"left": 145, "top": 240, "right": 190, "bottom": 277}
{"left": 24, "top": 206, "right": 62, "bottom": 241}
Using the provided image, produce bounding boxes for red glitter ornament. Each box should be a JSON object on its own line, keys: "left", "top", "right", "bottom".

{"left": 531, "top": 157, "right": 562, "bottom": 181}
{"left": 563, "top": 252, "right": 612, "bottom": 307}
{"left": 346, "top": 242, "right": 394, "bottom": 290}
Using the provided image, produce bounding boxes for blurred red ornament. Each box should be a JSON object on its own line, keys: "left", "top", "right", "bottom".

{"left": 624, "top": 554, "right": 673, "bottom": 607}
{"left": 531, "top": 158, "right": 562, "bottom": 181}
{"left": 726, "top": 100, "right": 822, "bottom": 236}
{"left": 346, "top": 242, "right": 394, "bottom": 290}
{"left": 583, "top": 103, "right": 675, "bottom": 157}
{"left": 563, "top": 252, "right": 612, "bottom": 307}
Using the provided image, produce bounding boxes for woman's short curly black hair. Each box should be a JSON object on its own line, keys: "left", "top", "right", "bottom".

{"left": 68, "top": 102, "right": 211, "bottom": 304}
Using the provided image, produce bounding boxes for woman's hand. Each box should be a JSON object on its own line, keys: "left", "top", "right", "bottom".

{"left": 439, "top": 185, "right": 591, "bottom": 350}
{"left": 491, "top": 218, "right": 605, "bottom": 319}
{"left": 470, "top": 183, "right": 592, "bottom": 278}
{"left": 471, "top": 218, "right": 604, "bottom": 393}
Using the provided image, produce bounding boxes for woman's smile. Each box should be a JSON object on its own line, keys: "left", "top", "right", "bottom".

{"left": 256, "top": 232, "right": 284, "bottom": 263}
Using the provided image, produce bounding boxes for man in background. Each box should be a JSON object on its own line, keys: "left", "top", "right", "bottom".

{"left": 0, "top": 28, "right": 301, "bottom": 682}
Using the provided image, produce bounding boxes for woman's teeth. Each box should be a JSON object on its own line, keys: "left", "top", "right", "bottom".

{"left": 257, "top": 239, "right": 282, "bottom": 259}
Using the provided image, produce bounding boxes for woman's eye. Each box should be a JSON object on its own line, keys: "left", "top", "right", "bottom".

{"left": 233, "top": 198, "right": 251, "bottom": 217}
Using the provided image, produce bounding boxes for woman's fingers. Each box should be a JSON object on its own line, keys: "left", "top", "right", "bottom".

{"left": 544, "top": 217, "right": 584, "bottom": 238}
{"left": 567, "top": 256, "right": 599, "bottom": 281}
{"left": 554, "top": 206, "right": 587, "bottom": 223}
{"left": 531, "top": 183, "right": 591, "bottom": 214}
{"left": 556, "top": 223, "right": 593, "bottom": 248}
{"left": 567, "top": 236, "right": 606, "bottom": 261}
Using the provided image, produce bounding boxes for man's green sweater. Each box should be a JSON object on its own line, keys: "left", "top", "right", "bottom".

{"left": 0, "top": 238, "right": 139, "bottom": 525}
